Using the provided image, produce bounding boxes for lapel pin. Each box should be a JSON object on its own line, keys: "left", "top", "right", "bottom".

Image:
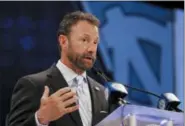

{"left": 100, "top": 111, "right": 108, "bottom": 114}
{"left": 95, "top": 86, "right": 100, "bottom": 91}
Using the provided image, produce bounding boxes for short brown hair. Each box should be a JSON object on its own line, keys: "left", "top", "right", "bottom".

{"left": 57, "top": 11, "right": 100, "bottom": 37}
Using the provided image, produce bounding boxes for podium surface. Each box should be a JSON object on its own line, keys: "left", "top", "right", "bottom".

{"left": 96, "top": 104, "right": 184, "bottom": 126}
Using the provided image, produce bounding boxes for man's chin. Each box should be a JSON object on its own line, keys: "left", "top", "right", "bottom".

{"left": 83, "top": 65, "right": 93, "bottom": 70}
{"left": 80, "top": 63, "right": 94, "bottom": 71}
{"left": 77, "top": 59, "right": 95, "bottom": 70}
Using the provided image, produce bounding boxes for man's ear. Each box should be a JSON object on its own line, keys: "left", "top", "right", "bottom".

{"left": 58, "top": 35, "right": 68, "bottom": 49}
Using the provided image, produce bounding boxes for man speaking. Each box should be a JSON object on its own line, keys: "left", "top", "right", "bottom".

{"left": 7, "top": 11, "right": 108, "bottom": 126}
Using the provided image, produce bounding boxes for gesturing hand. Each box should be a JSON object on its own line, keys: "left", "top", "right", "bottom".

{"left": 37, "top": 86, "right": 79, "bottom": 125}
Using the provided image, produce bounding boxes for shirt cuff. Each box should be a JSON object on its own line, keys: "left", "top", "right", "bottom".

{"left": 35, "top": 112, "right": 48, "bottom": 126}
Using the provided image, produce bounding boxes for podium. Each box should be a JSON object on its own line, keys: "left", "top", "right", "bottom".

{"left": 96, "top": 104, "right": 184, "bottom": 126}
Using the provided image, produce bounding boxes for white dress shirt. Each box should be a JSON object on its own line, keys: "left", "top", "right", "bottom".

{"left": 35, "top": 60, "right": 92, "bottom": 126}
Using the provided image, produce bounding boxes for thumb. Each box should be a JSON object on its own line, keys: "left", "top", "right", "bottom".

{"left": 42, "top": 86, "right": 50, "bottom": 99}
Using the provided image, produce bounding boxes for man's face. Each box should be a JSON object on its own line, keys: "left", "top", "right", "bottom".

{"left": 66, "top": 20, "right": 99, "bottom": 71}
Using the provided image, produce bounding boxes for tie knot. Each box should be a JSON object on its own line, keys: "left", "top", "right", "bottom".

{"left": 75, "top": 75, "right": 85, "bottom": 85}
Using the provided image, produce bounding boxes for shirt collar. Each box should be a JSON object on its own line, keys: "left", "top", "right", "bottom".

{"left": 56, "top": 60, "right": 87, "bottom": 82}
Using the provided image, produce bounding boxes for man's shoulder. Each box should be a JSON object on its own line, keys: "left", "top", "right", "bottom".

{"left": 26, "top": 68, "right": 50, "bottom": 79}
{"left": 18, "top": 67, "right": 51, "bottom": 86}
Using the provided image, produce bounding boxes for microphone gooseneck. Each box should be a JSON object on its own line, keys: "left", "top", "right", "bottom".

{"left": 92, "top": 67, "right": 161, "bottom": 99}
{"left": 92, "top": 67, "right": 184, "bottom": 113}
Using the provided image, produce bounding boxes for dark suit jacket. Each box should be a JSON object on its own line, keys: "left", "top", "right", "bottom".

{"left": 7, "top": 65, "right": 108, "bottom": 126}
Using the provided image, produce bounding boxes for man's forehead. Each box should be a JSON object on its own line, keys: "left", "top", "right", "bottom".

{"left": 71, "top": 23, "right": 99, "bottom": 37}
{"left": 81, "top": 33, "right": 99, "bottom": 40}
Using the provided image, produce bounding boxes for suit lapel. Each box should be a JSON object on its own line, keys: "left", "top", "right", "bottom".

{"left": 87, "top": 76, "right": 101, "bottom": 126}
{"left": 46, "top": 65, "right": 83, "bottom": 126}
{"left": 87, "top": 77, "right": 109, "bottom": 125}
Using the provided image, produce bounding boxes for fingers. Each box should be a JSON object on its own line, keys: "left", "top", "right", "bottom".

{"left": 42, "top": 86, "right": 50, "bottom": 100}
{"left": 55, "top": 87, "right": 71, "bottom": 97}
{"left": 60, "top": 91, "right": 76, "bottom": 101}
{"left": 63, "top": 97, "right": 78, "bottom": 107}
{"left": 65, "top": 105, "right": 79, "bottom": 114}
{"left": 39, "top": 86, "right": 79, "bottom": 120}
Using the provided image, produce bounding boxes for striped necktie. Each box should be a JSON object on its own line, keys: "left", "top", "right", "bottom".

{"left": 73, "top": 75, "right": 92, "bottom": 126}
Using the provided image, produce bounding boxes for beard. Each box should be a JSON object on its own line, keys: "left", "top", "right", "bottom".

{"left": 67, "top": 46, "right": 96, "bottom": 71}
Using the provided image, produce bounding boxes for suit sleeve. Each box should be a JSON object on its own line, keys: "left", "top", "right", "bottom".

{"left": 7, "top": 77, "right": 41, "bottom": 126}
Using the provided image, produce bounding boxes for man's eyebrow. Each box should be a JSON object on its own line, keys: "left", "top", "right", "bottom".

{"left": 81, "top": 33, "right": 99, "bottom": 41}
{"left": 83, "top": 33, "right": 90, "bottom": 37}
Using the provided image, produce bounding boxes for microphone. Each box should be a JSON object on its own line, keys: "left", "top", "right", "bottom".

{"left": 105, "top": 82, "right": 129, "bottom": 113}
{"left": 157, "top": 93, "right": 184, "bottom": 112}
{"left": 92, "top": 67, "right": 183, "bottom": 113}
{"left": 91, "top": 67, "right": 129, "bottom": 112}
{"left": 91, "top": 67, "right": 161, "bottom": 98}
{"left": 105, "top": 82, "right": 129, "bottom": 102}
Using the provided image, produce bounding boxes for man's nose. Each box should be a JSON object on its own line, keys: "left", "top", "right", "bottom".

{"left": 87, "top": 44, "right": 97, "bottom": 53}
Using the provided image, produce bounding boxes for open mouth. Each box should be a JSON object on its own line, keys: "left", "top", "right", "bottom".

{"left": 84, "top": 56, "right": 93, "bottom": 61}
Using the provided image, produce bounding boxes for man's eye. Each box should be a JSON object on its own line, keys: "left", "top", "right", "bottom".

{"left": 82, "top": 38, "right": 88, "bottom": 42}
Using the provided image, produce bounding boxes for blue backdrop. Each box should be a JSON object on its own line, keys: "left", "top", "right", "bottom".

{"left": 81, "top": 1, "right": 184, "bottom": 108}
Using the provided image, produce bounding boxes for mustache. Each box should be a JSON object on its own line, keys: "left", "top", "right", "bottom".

{"left": 83, "top": 54, "right": 96, "bottom": 60}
